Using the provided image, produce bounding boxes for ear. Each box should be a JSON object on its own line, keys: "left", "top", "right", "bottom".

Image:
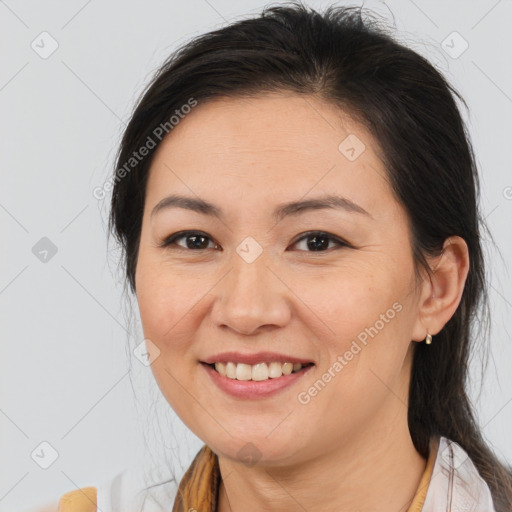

{"left": 411, "top": 236, "right": 470, "bottom": 342}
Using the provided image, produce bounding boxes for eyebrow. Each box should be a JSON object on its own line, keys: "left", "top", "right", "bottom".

{"left": 151, "top": 193, "right": 372, "bottom": 221}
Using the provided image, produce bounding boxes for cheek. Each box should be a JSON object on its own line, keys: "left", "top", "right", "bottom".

{"left": 288, "top": 259, "right": 402, "bottom": 344}
{"left": 293, "top": 260, "right": 412, "bottom": 403}
{"left": 135, "top": 255, "right": 204, "bottom": 352}
{"left": 135, "top": 257, "right": 209, "bottom": 427}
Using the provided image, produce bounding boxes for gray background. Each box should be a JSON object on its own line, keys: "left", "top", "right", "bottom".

{"left": 1, "top": 0, "right": 511, "bottom": 510}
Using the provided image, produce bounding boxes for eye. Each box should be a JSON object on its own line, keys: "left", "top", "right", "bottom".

{"left": 159, "top": 231, "right": 220, "bottom": 251}
{"left": 159, "top": 230, "right": 349, "bottom": 252}
{"left": 290, "top": 231, "right": 350, "bottom": 252}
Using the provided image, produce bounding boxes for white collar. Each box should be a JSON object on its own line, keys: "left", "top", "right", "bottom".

{"left": 422, "top": 436, "right": 496, "bottom": 511}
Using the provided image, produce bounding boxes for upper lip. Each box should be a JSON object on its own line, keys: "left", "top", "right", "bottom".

{"left": 202, "top": 351, "right": 315, "bottom": 366}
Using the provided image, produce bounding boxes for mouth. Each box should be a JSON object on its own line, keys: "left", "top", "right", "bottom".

{"left": 202, "top": 361, "right": 315, "bottom": 382}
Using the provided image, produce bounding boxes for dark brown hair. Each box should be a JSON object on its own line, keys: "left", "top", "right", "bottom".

{"left": 108, "top": 2, "right": 512, "bottom": 509}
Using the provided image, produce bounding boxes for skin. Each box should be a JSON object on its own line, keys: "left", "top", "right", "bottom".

{"left": 135, "top": 92, "right": 469, "bottom": 512}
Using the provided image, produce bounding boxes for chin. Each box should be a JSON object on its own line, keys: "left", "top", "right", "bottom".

{"left": 204, "top": 427, "right": 309, "bottom": 468}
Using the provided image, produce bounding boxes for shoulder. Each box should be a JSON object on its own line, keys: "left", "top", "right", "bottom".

{"left": 57, "top": 462, "right": 179, "bottom": 512}
{"left": 58, "top": 487, "right": 97, "bottom": 512}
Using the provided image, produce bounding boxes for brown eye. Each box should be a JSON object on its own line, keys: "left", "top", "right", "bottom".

{"left": 160, "top": 231, "right": 219, "bottom": 250}
{"left": 159, "top": 230, "right": 349, "bottom": 253}
{"left": 291, "top": 231, "right": 349, "bottom": 252}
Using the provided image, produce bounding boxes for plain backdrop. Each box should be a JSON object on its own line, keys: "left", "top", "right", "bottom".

{"left": 1, "top": 0, "right": 511, "bottom": 510}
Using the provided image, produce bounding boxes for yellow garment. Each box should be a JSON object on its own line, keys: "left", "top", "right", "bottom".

{"left": 406, "top": 436, "right": 438, "bottom": 512}
{"left": 58, "top": 486, "right": 96, "bottom": 512}
{"left": 172, "top": 443, "right": 220, "bottom": 512}
{"left": 58, "top": 438, "right": 437, "bottom": 511}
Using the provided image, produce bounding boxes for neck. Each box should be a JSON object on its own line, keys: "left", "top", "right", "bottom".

{"left": 216, "top": 407, "right": 427, "bottom": 512}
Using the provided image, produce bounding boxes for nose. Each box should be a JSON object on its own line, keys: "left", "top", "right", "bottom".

{"left": 210, "top": 250, "right": 291, "bottom": 336}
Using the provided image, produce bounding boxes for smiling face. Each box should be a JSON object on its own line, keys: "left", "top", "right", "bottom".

{"left": 135, "top": 92, "right": 427, "bottom": 466}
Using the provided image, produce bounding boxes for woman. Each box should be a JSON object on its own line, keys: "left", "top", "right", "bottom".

{"left": 57, "top": 2, "right": 512, "bottom": 511}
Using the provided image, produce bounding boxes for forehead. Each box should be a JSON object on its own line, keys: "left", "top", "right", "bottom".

{"left": 152, "top": 93, "right": 380, "bottom": 164}
{"left": 145, "top": 93, "right": 395, "bottom": 219}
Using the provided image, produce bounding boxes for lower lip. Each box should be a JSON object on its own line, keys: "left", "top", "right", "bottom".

{"left": 201, "top": 363, "right": 314, "bottom": 399}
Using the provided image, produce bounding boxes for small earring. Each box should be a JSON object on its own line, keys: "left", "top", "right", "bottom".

{"left": 425, "top": 331, "right": 432, "bottom": 344}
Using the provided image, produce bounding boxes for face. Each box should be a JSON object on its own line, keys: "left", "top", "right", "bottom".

{"left": 135, "top": 92, "right": 425, "bottom": 466}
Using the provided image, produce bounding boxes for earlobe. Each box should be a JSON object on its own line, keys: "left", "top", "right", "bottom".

{"left": 411, "top": 236, "right": 470, "bottom": 342}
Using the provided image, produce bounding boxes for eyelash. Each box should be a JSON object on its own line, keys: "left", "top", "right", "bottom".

{"left": 158, "top": 230, "right": 351, "bottom": 253}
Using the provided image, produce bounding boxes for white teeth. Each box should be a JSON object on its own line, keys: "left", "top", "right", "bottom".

{"left": 213, "top": 361, "right": 306, "bottom": 381}
{"left": 216, "top": 362, "right": 227, "bottom": 376}
{"left": 235, "top": 363, "right": 252, "bottom": 381}
{"left": 268, "top": 362, "right": 283, "bottom": 378}
{"left": 252, "top": 363, "right": 269, "bottom": 381}
{"left": 282, "top": 362, "right": 293, "bottom": 375}
{"left": 226, "top": 362, "right": 236, "bottom": 379}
